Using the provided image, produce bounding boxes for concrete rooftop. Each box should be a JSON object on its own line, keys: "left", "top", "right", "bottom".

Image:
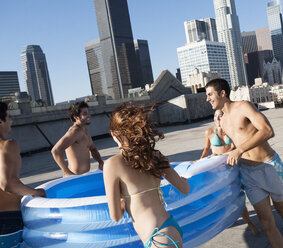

{"left": 20, "top": 108, "right": 283, "bottom": 248}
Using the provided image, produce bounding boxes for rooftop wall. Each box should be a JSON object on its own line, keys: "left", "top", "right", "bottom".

{"left": 8, "top": 94, "right": 213, "bottom": 154}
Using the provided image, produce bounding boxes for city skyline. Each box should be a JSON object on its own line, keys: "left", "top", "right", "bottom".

{"left": 0, "top": 0, "right": 269, "bottom": 103}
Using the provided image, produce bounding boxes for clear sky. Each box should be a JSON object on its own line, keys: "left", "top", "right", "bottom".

{"left": 0, "top": 0, "right": 268, "bottom": 103}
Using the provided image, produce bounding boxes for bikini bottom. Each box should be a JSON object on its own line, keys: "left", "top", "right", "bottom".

{"left": 144, "top": 215, "right": 183, "bottom": 248}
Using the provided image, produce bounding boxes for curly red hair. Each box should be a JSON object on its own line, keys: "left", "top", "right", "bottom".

{"left": 110, "top": 102, "right": 170, "bottom": 178}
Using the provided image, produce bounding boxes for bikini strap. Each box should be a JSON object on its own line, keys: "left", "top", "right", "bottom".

{"left": 123, "top": 186, "right": 167, "bottom": 207}
{"left": 157, "top": 187, "right": 167, "bottom": 207}
{"left": 144, "top": 227, "right": 180, "bottom": 248}
{"left": 123, "top": 186, "right": 160, "bottom": 198}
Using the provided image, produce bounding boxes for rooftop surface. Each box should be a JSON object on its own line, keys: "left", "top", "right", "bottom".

{"left": 20, "top": 108, "right": 283, "bottom": 248}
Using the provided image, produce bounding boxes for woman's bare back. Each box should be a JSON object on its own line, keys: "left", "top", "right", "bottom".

{"left": 107, "top": 154, "right": 183, "bottom": 246}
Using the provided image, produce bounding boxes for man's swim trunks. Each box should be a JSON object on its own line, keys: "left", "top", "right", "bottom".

{"left": 0, "top": 211, "right": 23, "bottom": 235}
{"left": 240, "top": 152, "right": 283, "bottom": 205}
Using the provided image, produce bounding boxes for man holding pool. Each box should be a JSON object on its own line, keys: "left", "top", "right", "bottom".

{"left": 205, "top": 78, "right": 283, "bottom": 248}
{"left": 0, "top": 102, "right": 46, "bottom": 239}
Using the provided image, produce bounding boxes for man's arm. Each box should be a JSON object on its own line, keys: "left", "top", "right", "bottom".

{"left": 51, "top": 128, "right": 81, "bottom": 176}
{"left": 0, "top": 140, "right": 46, "bottom": 197}
{"left": 90, "top": 142, "right": 104, "bottom": 170}
{"left": 227, "top": 102, "right": 274, "bottom": 166}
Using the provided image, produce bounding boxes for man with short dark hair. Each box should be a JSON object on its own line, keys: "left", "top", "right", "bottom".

{"left": 205, "top": 78, "right": 283, "bottom": 247}
{"left": 0, "top": 102, "right": 46, "bottom": 240}
{"left": 52, "top": 101, "right": 103, "bottom": 176}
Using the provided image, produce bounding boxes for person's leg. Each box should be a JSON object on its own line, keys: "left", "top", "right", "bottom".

{"left": 241, "top": 206, "right": 259, "bottom": 235}
{"left": 253, "top": 196, "right": 283, "bottom": 248}
{"left": 272, "top": 200, "right": 283, "bottom": 219}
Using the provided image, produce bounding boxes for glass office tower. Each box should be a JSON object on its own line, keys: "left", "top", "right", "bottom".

{"left": 0, "top": 71, "right": 20, "bottom": 98}
{"left": 21, "top": 45, "right": 54, "bottom": 106}
{"left": 93, "top": 0, "right": 140, "bottom": 99}
{"left": 267, "top": 0, "right": 283, "bottom": 68}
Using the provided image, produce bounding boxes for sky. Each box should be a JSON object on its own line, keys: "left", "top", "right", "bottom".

{"left": 0, "top": 0, "right": 269, "bottom": 104}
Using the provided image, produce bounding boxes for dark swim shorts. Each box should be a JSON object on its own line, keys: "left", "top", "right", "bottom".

{"left": 0, "top": 211, "right": 23, "bottom": 235}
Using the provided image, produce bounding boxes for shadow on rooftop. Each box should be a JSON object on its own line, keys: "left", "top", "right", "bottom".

{"left": 159, "top": 119, "right": 213, "bottom": 135}
{"left": 27, "top": 178, "right": 61, "bottom": 188}
{"left": 241, "top": 207, "right": 283, "bottom": 248}
{"left": 167, "top": 150, "right": 203, "bottom": 162}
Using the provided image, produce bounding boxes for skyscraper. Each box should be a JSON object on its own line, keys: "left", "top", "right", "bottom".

{"left": 134, "top": 39, "right": 154, "bottom": 87}
{"left": 267, "top": 0, "right": 283, "bottom": 67}
{"left": 84, "top": 39, "right": 107, "bottom": 96}
{"left": 93, "top": 0, "right": 140, "bottom": 99}
{"left": 184, "top": 18, "right": 218, "bottom": 44}
{"left": 245, "top": 50, "right": 273, "bottom": 86}
{"left": 269, "top": 0, "right": 283, "bottom": 12}
{"left": 21, "top": 45, "right": 54, "bottom": 106}
{"left": 255, "top": 27, "right": 273, "bottom": 51}
{"left": 213, "top": 0, "right": 247, "bottom": 89}
{"left": 177, "top": 40, "right": 230, "bottom": 86}
{"left": 178, "top": 17, "right": 230, "bottom": 86}
{"left": 241, "top": 31, "right": 258, "bottom": 54}
{"left": 0, "top": 71, "right": 20, "bottom": 98}
{"left": 241, "top": 29, "right": 274, "bottom": 86}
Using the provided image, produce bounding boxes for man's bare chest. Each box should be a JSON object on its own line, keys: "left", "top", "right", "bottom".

{"left": 221, "top": 114, "right": 246, "bottom": 139}
{"left": 75, "top": 132, "right": 92, "bottom": 148}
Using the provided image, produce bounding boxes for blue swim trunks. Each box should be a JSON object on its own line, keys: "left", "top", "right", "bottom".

{"left": 273, "top": 153, "right": 283, "bottom": 182}
{"left": 240, "top": 152, "right": 283, "bottom": 205}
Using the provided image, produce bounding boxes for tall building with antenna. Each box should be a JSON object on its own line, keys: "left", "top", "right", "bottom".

{"left": 213, "top": 0, "right": 247, "bottom": 89}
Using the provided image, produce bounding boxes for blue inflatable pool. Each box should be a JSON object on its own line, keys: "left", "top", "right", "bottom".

{"left": 21, "top": 155, "right": 245, "bottom": 247}
{"left": 0, "top": 230, "right": 22, "bottom": 248}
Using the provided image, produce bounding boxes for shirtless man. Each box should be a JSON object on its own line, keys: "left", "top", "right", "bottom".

{"left": 0, "top": 102, "right": 46, "bottom": 237}
{"left": 205, "top": 78, "right": 283, "bottom": 248}
{"left": 51, "top": 101, "right": 103, "bottom": 176}
{"left": 200, "top": 109, "right": 259, "bottom": 235}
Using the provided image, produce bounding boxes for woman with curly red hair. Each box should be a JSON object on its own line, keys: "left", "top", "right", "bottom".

{"left": 103, "top": 102, "right": 190, "bottom": 248}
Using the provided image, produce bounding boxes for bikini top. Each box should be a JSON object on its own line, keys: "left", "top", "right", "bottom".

{"left": 122, "top": 185, "right": 167, "bottom": 207}
{"left": 211, "top": 128, "right": 232, "bottom": 147}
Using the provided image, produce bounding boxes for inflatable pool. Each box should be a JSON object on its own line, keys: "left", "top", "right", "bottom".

{"left": 0, "top": 230, "right": 22, "bottom": 248}
{"left": 21, "top": 155, "right": 245, "bottom": 248}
